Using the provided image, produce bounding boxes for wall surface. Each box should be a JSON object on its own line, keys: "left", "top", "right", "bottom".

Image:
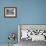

{"left": 0, "top": 0, "right": 46, "bottom": 44}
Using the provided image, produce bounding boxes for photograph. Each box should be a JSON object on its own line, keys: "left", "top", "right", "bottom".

{"left": 4, "top": 7, "right": 17, "bottom": 18}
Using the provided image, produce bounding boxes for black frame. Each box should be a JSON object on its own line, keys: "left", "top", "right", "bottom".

{"left": 4, "top": 7, "right": 17, "bottom": 18}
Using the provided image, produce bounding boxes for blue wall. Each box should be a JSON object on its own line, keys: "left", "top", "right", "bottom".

{"left": 0, "top": 0, "right": 46, "bottom": 44}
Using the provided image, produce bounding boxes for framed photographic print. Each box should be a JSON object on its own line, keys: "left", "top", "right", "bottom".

{"left": 4, "top": 7, "right": 17, "bottom": 18}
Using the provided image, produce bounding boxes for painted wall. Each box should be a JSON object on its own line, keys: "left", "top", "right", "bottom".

{"left": 0, "top": 0, "right": 46, "bottom": 44}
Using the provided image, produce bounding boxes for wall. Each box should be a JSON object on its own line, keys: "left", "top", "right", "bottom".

{"left": 0, "top": 0, "right": 46, "bottom": 44}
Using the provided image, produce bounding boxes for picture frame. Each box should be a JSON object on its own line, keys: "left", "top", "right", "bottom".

{"left": 4, "top": 7, "right": 17, "bottom": 18}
